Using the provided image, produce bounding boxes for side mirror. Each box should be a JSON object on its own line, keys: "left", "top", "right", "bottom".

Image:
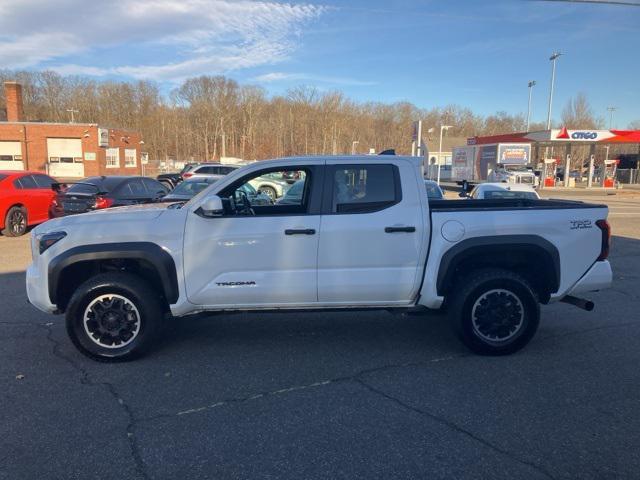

{"left": 196, "top": 195, "right": 224, "bottom": 218}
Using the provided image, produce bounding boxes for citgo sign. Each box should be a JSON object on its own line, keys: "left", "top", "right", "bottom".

{"left": 571, "top": 131, "right": 598, "bottom": 140}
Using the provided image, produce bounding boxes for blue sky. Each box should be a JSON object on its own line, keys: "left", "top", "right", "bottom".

{"left": 1, "top": 0, "right": 639, "bottom": 127}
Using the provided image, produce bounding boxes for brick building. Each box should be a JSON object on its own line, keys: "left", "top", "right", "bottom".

{"left": 0, "top": 82, "right": 145, "bottom": 178}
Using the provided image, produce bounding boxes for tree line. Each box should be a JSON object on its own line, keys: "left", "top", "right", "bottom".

{"left": 1, "top": 70, "right": 629, "bottom": 162}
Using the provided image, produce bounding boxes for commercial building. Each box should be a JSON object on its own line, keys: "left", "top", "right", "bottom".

{"left": 0, "top": 82, "right": 145, "bottom": 178}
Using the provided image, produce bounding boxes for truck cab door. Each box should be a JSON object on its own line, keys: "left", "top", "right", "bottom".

{"left": 183, "top": 164, "right": 324, "bottom": 307}
{"left": 317, "top": 161, "right": 427, "bottom": 305}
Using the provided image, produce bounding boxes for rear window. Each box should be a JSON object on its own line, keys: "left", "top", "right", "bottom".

{"left": 67, "top": 177, "right": 110, "bottom": 194}
{"left": 483, "top": 190, "right": 538, "bottom": 200}
{"left": 33, "top": 174, "right": 55, "bottom": 188}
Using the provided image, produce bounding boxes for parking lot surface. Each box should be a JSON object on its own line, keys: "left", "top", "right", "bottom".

{"left": 2, "top": 193, "right": 640, "bottom": 480}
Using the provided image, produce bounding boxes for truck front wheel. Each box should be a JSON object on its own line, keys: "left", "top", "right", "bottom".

{"left": 65, "top": 273, "right": 164, "bottom": 362}
{"left": 450, "top": 269, "right": 539, "bottom": 355}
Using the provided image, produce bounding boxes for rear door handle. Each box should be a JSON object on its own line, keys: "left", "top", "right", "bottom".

{"left": 285, "top": 229, "right": 316, "bottom": 235}
{"left": 385, "top": 226, "right": 416, "bottom": 233}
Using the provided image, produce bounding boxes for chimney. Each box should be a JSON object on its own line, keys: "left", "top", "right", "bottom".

{"left": 4, "top": 81, "right": 24, "bottom": 122}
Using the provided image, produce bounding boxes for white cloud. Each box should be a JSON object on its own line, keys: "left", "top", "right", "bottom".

{"left": 253, "top": 72, "right": 377, "bottom": 86}
{"left": 0, "top": 0, "right": 325, "bottom": 81}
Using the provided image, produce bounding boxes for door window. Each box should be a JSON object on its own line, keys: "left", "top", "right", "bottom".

{"left": 331, "top": 164, "right": 400, "bottom": 213}
{"left": 13, "top": 175, "right": 38, "bottom": 189}
{"left": 219, "top": 168, "right": 310, "bottom": 216}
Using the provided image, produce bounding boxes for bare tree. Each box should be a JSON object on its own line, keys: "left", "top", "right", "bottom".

{"left": 561, "top": 93, "right": 602, "bottom": 129}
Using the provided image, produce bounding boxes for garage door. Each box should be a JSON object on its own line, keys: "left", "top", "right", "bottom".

{"left": 47, "top": 138, "right": 84, "bottom": 178}
{"left": 0, "top": 141, "right": 24, "bottom": 171}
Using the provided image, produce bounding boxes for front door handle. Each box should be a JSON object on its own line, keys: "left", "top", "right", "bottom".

{"left": 385, "top": 226, "right": 416, "bottom": 233}
{"left": 285, "top": 229, "right": 316, "bottom": 235}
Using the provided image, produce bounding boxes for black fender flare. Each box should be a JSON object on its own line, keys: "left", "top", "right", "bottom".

{"left": 48, "top": 242, "right": 179, "bottom": 305}
{"left": 436, "top": 235, "right": 561, "bottom": 296}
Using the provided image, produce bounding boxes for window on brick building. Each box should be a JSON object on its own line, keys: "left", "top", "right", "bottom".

{"left": 106, "top": 148, "right": 120, "bottom": 168}
{"left": 124, "top": 149, "right": 137, "bottom": 167}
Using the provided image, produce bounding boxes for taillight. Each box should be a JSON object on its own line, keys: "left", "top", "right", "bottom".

{"left": 49, "top": 197, "right": 63, "bottom": 217}
{"left": 94, "top": 196, "right": 115, "bottom": 209}
{"left": 182, "top": 172, "right": 193, "bottom": 179}
{"left": 595, "top": 219, "right": 611, "bottom": 261}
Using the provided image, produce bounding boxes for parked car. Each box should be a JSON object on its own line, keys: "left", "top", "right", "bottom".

{"left": 487, "top": 166, "right": 538, "bottom": 186}
{"left": 156, "top": 173, "right": 183, "bottom": 190}
{"left": 0, "top": 171, "right": 57, "bottom": 236}
{"left": 276, "top": 179, "right": 305, "bottom": 204}
{"left": 424, "top": 180, "right": 444, "bottom": 200}
{"left": 464, "top": 183, "right": 540, "bottom": 200}
{"left": 162, "top": 177, "right": 220, "bottom": 202}
{"left": 248, "top": 172, "right": 291, "bottom": 201}
{"left": 27, "top": 156, "right": 611, "bottom": 361}
{"left": 183, "top": 164, "right": 239, "bottom": 179}
{"left": 50, "top": 176, "right": 168, "bottom": 217}
{"left": 282, "top": 170, "right": 303, "bottom": 184}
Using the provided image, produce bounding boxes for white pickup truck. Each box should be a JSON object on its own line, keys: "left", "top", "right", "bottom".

{"left": 26, "top": 155, "right": 612, "bottom": 361}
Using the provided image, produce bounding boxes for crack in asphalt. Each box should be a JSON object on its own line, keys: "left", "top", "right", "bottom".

{"left": 29, "top": 318, "right": 639, "bottom": 480}
{"left": 37, "top": 323, "right": 151, "bottom": 480}
{"left": 354, "top": 377, "right": 557, "bottom": 480}
{"left": 158, "top": 354, "right": 467, "bottom": 419}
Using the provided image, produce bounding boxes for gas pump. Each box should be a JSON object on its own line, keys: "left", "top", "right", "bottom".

{"left": 602, "top": 159, "right": 618, "bottom": 188}
{"left": 541, "top": 159, "right": 557, "bottom": 188}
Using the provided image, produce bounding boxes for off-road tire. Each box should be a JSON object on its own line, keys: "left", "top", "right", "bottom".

{"left": 449, "top": 268, "right": 540, "bottom": 355}
{"left": 65, "top": 272, "right": 164, "bottom": 362}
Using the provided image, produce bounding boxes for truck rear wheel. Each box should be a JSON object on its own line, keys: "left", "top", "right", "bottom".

{"left": 65, "top": 273, "right": 164, "bottom": 362}
{"left": 449, "top": 269, "right": 539, "bottom": 355}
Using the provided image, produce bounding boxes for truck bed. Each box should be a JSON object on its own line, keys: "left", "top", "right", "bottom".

{"left": 429, "top": 198, "right": 607, "bottom": 212}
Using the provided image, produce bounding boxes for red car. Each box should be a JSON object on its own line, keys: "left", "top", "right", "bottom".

{"left": 0, "top": 171, "right": 57, "bottom": 237}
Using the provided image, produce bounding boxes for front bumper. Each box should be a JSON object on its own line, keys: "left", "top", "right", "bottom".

{"left": 26, "top": 262, "right": 57, "bottom": 314}
{"left": 566, "top": 260, "right": 612, "bottom": 296}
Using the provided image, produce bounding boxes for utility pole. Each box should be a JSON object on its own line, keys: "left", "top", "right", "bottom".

{"left": 437, "top": 125, "right": 452, "bottom": 185}
{"left": 351, "top": 140, "right": 359, "bottom": 155}
{"left": 606, "top": 106, "right": 617, "bottom": 129}
{"left": 66, "top": 108, "right": 79, "bottom": 123}
{"left": 527, "top": 80, "right": 536, "bottom": 131}
{"left": 546, "top": 52, "right": 562, "bottom": 130}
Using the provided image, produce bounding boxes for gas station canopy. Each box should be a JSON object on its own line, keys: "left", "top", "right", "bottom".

{"left": 467, "top": 128, "right": 640, "bottom": 145}
{"left": 465, "top": 128, "right": 640, "bottom": 189}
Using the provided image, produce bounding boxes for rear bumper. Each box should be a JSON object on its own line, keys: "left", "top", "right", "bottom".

{"left": 566, "top": 260, "right": 612, "bottom": 296}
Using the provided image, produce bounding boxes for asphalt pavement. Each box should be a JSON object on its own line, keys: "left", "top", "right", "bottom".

{"left": 1, "top": 194, "right": 640, "bottom": 480}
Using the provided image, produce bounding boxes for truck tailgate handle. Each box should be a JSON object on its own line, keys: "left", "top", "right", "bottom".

{"left": 285, "top": 229, "right": 316, "bottom": 235}
{"left": 385, "top": 226, "right": 416, "bottom": 233}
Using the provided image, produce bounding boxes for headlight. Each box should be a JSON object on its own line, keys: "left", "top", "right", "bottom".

{"left": 39, "top": 231, "right": 67, "bottom": 254}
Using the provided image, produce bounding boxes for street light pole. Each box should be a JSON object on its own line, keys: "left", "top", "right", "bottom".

{"left": 546, "top": 52, "right": 562, "bottom": 130}
{"left": 527, "top": 80, "right": 536, "bottom": 131}
{"left": 606, "top": 106, "right": 617, "bottom": 129}
{"left": 437, "top": 125, "right": 452, "bottom": 185}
